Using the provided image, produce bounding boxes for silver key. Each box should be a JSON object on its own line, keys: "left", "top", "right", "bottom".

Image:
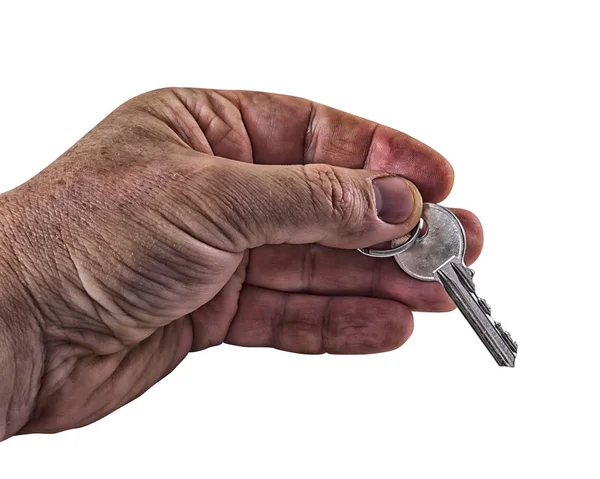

{"left": 393, "top": 203, "right": 518, "bottom": 367}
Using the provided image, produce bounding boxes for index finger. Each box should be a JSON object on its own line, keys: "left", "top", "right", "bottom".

{"left": 229, "top": 90, "right": 453, "bottom": 202}
{"left": 172, "top": 88, "right": 454, "bottom": 202}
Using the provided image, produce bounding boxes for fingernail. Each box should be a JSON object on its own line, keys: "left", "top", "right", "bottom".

{"left": 373, "top": 176, "right": 416, "bottom": 224}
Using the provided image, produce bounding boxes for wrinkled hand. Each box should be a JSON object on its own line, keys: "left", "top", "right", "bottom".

{"left": 0, "top": 89, "right": 483, "bottom": 438}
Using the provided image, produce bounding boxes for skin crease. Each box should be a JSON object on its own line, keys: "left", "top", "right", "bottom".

{"left": 0, "top": 88, "right": 483, "bottom": 440}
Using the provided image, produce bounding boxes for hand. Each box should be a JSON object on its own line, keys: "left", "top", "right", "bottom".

{"left": 0, "top": 88, "right": 483, "bottom": 439}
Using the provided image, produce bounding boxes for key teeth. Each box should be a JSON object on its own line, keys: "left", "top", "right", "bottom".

{"left": 495, "top": 322, "right": 518, "bottom": 353}
{"left": 451, "top": 263, "right": 476, "bottom": 293}
{"left": 478, "top": 298, "right": 492, "bottom": 315}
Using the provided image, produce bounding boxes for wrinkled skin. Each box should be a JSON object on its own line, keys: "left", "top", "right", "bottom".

{"left": 0, "top": 88, "right": 483, "bottom": 438}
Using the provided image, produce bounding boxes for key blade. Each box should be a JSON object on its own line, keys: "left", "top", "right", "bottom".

{"left": 435, "top": 260, "right": 517, "bottom": 368}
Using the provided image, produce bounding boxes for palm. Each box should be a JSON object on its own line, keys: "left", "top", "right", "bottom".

{"left": 19, "top": 88, "right": 483, "bottom": 435}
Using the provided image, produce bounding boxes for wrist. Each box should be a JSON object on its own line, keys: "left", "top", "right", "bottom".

{"left": 0, "top": 195, "right": 45, "bottom": 440}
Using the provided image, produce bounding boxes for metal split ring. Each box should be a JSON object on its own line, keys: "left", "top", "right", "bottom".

{"left": 357, "top": 219, "right": 424, "bottom": 258}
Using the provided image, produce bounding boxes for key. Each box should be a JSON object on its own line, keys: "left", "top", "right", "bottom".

{"left": 392, "top": 203, "right": 518, "bottom": 367}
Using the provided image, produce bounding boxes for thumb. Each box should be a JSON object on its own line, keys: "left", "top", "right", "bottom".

{"left": 190, "top": 157, "right": 423, "bottom": 251}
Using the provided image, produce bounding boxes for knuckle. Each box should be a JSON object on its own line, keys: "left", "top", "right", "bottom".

{"left": 302, "top": 164, "right": 366, "bottom": 226}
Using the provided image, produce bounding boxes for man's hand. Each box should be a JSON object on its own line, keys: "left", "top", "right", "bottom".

{"left": 0, "top": 88, "right": 483, "bottom": 439}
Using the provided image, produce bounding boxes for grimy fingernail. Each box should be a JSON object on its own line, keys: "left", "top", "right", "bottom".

{"left": 373, "top": 176, "right": 416, "bottom": 224}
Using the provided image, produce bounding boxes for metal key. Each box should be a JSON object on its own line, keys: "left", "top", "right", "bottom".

{"left": 393, "top": 203, "right": 518, "bottom": 367}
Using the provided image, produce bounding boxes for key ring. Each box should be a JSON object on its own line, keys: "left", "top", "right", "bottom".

{"left": 357, "top": 219, "right": 424, "bottom": 258}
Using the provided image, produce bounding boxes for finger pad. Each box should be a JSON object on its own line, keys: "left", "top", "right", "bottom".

{"left": 451, "top": 208, "right": 484, "bottom": 265}
{"left": 367, "top": 127, "right": 454, "bottom": 202}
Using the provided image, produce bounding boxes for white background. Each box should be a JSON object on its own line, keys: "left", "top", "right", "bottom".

{"left": 1, "top": 1, "right": 598, "bottom": 478}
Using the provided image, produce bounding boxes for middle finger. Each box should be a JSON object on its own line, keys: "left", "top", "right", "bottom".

{"left": 246, "top": 208, "right": 483, "bottom": 312}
